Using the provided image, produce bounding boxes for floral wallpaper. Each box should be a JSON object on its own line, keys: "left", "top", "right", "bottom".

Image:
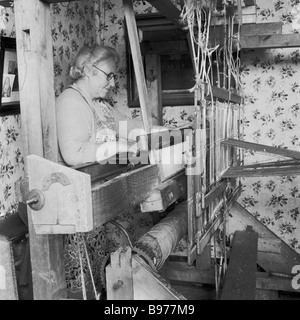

{"left": 51, "top": 1, "right": 98, "bottom": 96}
{"left": 239, "top": 0, "right": 300, "bottom": 253}
{"left": 0, "top": 7, "right": 24, "bottom": 219}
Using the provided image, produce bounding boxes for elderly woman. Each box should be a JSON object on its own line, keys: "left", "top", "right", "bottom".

{"left": 56, "top": 44, "right": 167, "bottom": 299}
{"left": 56, "top": 44, "right": 160, "bottom": 167}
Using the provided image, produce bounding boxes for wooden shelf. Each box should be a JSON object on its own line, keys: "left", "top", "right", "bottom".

{"left": 207, "top": 85, "right": 243, "bottom": 104}
{"left": 129, "top": 84, "right": 243, "bottom": 107}
{"left": 241, "top": 34, "right": 300, "bottom": 49}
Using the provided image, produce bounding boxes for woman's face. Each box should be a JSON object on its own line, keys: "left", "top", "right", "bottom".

{"left": 88, "top": 58, "right": 117, "bottom": 100}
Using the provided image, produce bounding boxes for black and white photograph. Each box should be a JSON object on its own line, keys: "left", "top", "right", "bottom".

{"left": 0, "top": 0, "right": 300, "bottom": 304}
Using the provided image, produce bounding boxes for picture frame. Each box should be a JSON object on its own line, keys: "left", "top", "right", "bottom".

{"left": 0, "top": 37, "right": 20, "bottom": 116}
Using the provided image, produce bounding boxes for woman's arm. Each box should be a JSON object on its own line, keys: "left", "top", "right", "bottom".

{"left": 56, "top": 92, "right": 136, "bottom": 166}
{"left": 56, "top": 93, "right": 99, "bottom": 166}
{"left": 112, "top": 107, "right": 168, "bottom": 142}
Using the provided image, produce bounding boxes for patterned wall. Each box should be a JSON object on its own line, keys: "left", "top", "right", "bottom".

{"left": 239, "top": 0, "right": 300, "bottom": 254}
{"left": 0, "top": 7, "right": 24, "bottom": 218}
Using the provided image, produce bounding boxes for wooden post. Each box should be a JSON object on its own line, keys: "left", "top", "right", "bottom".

{"left": 145, "top": 54, "right": 162, "bottom": 125}
{"left": 106, "top": 247, "right": 134, "bottom": 300}
{"left": 221, "top": 227, "right": 258, "bottom": 300}
{"left": 0, "top": 236, "right": 18, "bottom": 300}
{"left": 123, "top": 0, "right": 153, "bottom": 133}
{"left": 196, "top": 243, "right": 212, "bottom": 271}
{"left": 14, "top": 0, "right": 67, "bottom": 299}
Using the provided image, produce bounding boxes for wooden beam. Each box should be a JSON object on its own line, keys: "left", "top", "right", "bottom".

{"left": 106, "top": 248, "right": 188, "bottom": 300}
{"left": 136, "top": 13, "right": 176, "bottom": 28}
{"left": 223, "top": 162, "right": 300, "bottom": 177}
{"left": 241, "top": 22, "right": 283, "bottom": 37}
{"left": 92, "top": 164, "right": 160, "bottom": 227}
{"left": 74, "top": 160, "right": 137, "bottom": 184}
{"left": 145, "top": 54, "right": 163, "bottom": 125}
{"left": 243, "top": 0, "right": 255, "bottom": 5}
{"left": 255, "top": 289, "right": 278, "bottom": 300}
{"left": 138, "top": 16, "right": 279, "bottom": 39}
{"left": 196, "top": 243, "right": 212, "bottom": 271}
{"left": 141, "top": 40, "right": 189, "bottom": 55}
{"left": 256, "top": 272, "right": 300, "bottom": 293}
{"left": 221, "top": 138, "right": 300, "bottom": 160}
{"left": 228, "top": 202, "right": 300, "bottom": 274}
{"left": 160, "top": 261, "right": 299, "bottom": 295}
{"left": 124, "top": 0, "right": 153, "bottom": 133}
{"left": 163, "top": 83, "right": 243, "bottom": 106}
{"left": 132, "top": 254, "right": 186, "bottom": 300}
{"left": 27, "top": 154, "right": 160, "bottom": 234}
{"left": 204, "top": 180, "right": 228, "bottom": 208}
{"left": 258, "top": 238, "right": 281, "bottom": 254}
{"left": 241, "top": 34, "right": 300, "bottom": 49}
{"left": 227, "top": 159, "right": 300, "bottom": 169}
{"left": 221, "top": 228, "right": 258, "bottom": 300}
{"left": 210, "top": 23, "right": 282, "bottom": 51}
{"left": 161, "top": 91, "right": 194, "bottom": 106}
{"left": 146, "top": 0, "right": 182, "bottom": 29}
{"left": 197, "top": 212, "right": 224, "bottom": 256}
{"left": 140, "top": 170, "right": 187, "bottom": 212}
{"left": 159, "top": 261, "right": 216, "bottom": 285}
{"left": 106, "top": 247, "right": 134, "bottom": 300}
{"left": 203, "top": 83, "right": 243, "bottom": 104}
{"left": 14, "top": 0, "right": 66, "bottom": 299}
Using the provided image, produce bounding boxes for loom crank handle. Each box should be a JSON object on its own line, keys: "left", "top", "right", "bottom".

{"left": 26, "top": 189, "right": 45, "bottom": 211}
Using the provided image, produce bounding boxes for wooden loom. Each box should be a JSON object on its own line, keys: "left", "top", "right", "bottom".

{"left": 1, "top": 0, "right": 300, "bottom": 300}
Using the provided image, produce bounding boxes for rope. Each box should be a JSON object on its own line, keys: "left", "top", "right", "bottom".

{"left": 105, "top": 220, "right": 133, "bottom": 249}
{"left": 76, "top": 233, "right": 101, "bottom": 300}
{"left": 82, "top": 237, "right": 100, "bottom": 300}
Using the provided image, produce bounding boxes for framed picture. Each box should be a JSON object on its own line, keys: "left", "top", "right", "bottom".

{"left": 0, "top": 37, "right": 20, "bottom": 116}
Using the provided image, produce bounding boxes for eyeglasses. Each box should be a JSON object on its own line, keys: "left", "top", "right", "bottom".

{"left": 92, "top": 65, "right": 117, "bottom": 82}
